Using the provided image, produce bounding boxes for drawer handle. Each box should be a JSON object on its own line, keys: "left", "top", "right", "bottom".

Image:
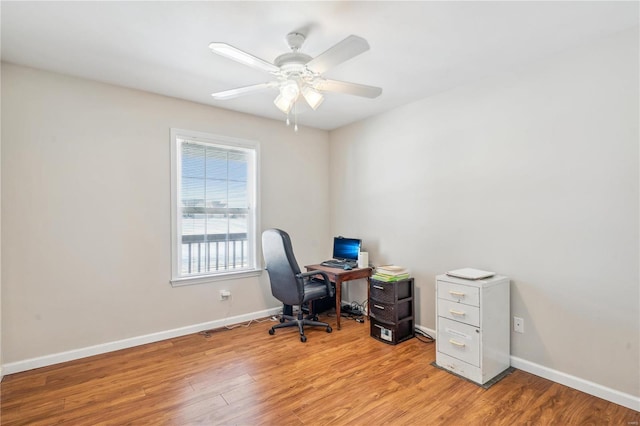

{"left": 449, "top": 339, "right": 466, "bottom": 347}
{"left": 449, "top": 309, "right": 466, "bottom": 316}
{"left": 449, "top": 290, "right": 466, "bottom": 297}
{"left": 373, "top": 304, "right": 385, "bottom": 310}
{"left": 373, "top": 285, "right": 385, "bottom": 290}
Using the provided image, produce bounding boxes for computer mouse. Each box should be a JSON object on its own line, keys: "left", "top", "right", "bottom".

{"left": 343, "top": 264, "right": 353, "bottom": 270}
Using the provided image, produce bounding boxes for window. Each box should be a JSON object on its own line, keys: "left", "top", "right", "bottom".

{"left": 170, "top": 129, "right": 260, "bottom": 285}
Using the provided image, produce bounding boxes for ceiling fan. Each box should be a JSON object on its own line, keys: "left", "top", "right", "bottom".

{"left": 209, "top": 32, "right": 382, "bottom": 130}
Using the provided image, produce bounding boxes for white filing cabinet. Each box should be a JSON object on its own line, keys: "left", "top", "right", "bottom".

{"left": 435, "top": 273, "right": 510, "bottom": 385}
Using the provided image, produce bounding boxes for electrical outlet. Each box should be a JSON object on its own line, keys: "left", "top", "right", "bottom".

{"left": 513, "top": 316, "right": 524, "bottom": 333}
{"left": 219, "top": 290, "right": 231, "bottom": 301}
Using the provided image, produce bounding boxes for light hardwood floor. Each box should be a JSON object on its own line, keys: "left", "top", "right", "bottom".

{"left": 1, "top": 313, "right": 638, "bottom": 425}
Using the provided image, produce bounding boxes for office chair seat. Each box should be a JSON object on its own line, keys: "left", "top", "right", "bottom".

{"left": 262, "top": 228, "right": 335, "bottom": 342}
{"left": 300, "top": 280, "right": 331, "bottom": 303}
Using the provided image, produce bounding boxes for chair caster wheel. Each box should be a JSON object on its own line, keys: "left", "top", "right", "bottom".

{"left": 269, "top": 328, "right": 275, "bottom": 335}
{"left": 326, "top": 326, "right": 332, "bottom": 333}
{"left": 300, "top": 335, "right": 307, "bottom": 343}
{"left": 279, "top": 317, "right": 285, "bottom": 323}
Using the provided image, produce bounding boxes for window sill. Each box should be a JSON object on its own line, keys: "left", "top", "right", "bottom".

{"left": 170, "top": 268, "right": 263, "bottom": 287}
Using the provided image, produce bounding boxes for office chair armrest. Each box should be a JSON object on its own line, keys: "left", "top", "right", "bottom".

{"left": 296, "top": 271, "right": 334, "bottom": 297}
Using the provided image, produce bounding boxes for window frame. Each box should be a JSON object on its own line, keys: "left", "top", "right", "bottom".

{"left": 170, "top": 128, "right": 261, "bottom": 286}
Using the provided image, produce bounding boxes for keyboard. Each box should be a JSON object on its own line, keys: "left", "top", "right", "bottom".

{"left": 321, "top": 259, "right": 357, "bottom": 268}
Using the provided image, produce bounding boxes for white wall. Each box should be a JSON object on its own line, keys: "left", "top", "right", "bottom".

{"left": 1, "top": 63, "right": 330, "bottom": 364}
{"left": 330, "top": 28, "right": 639, "bottom": 399}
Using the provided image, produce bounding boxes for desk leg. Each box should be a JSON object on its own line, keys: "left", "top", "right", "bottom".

{"left": 366, "top": 276, "right": 370, "bottom": 320}
{"left": 335, "top": 278, "right": 342, "bottom": 330}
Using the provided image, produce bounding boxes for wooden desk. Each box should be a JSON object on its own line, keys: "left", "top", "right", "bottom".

{"left": 304, "top": 264, "right": 373, "bottom": 330}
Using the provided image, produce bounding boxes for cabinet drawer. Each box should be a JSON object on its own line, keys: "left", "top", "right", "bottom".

{"left": 438, "top": 299, "right": 480, "bottom": 327}
{"left": 370, "top": 318, "right": 414, "bottom": 345}
{"left": 370, "top": 279, "right": 412, "bottom": 303}
{"left": 437, "top": 281, "right": 480, "bottom": 307}
{"left": 370, "top": 300, "right": 412, "bottom": 324}
{"left": 437, "top": 317, "right": 480, "bottom": 367}
{"left": 436, "top": 352, "right": 483, "bottom": 384}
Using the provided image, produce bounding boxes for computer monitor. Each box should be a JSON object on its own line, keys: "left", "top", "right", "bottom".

{"left": 332, "top": 236, "right": 361, "bottom": 261}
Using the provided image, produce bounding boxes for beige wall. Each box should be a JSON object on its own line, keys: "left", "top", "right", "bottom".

{"left": 330, "top": 28, "right": 639, "bottom": 397}
{"left": 1, "top": 63, "right": 330, "bottom": 363}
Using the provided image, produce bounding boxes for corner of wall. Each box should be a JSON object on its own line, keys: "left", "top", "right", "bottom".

{"left": 1, "top": 60, "right": 4, "bottom": 382}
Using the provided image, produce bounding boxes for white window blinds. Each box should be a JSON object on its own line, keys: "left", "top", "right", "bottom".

{"left": 171, "top": 129, "right": 260, "bottom": 285}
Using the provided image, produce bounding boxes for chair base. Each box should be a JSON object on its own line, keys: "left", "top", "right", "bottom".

{"left": 269, "top": 312, "right": 332, "bottom": 342}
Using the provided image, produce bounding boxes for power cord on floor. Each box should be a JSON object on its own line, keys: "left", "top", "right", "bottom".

{"left": 198, "top": 316, "right": 276, "bottom": 337}
{"left": 415, "top": 328, "right": 435, "bottom": 343}
{"left": 224, "top": 316, "right": 273, "bottom": 330}
{"left": 349, "top": 300, "right": 367, "bottom": 316}
{"left": 337, "top": 300, "right": 367, "bottom": 317}
{"left": 330, "top": 312, "right": 366, "bottom": 322}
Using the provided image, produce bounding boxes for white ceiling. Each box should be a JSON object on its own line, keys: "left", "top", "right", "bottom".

{"left": 2, "top": 1, "right": 638, "bottom": 130}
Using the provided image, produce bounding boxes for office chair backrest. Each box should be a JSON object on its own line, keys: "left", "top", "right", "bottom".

{"left": 262, "top": 229, "right": 305, "bottom": 306}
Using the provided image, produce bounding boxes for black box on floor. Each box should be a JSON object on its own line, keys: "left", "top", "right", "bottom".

{"left": 283, "top": 283, "right": 336, "bottom": 317}
{"left": 302, "top": 293, "right": 336, "bottom": 315}
{"left": 302, "top": 282, "right": 336, "bottom": 315}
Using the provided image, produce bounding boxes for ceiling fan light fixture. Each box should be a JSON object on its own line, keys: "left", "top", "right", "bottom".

{"left": 301, "top": 86, "right": 324, "bottom": 110}
{"left": 274, "top": 93, "right": 294, "bottom": 114}
{"left": 274, "top": 80, "right": 300, "bottom": 113}
{"left": 281, "top": 80, "right": 299, "bottom": 98}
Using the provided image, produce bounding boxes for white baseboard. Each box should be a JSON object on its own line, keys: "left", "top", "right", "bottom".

{"left": 510, "top": 356, "right": 640, "bottom": 412}
{"left": 415, "top": 324, "right": 436, "bottom": 339}
{"left": 2, "top": 307, "right": 281, "bottom": 376}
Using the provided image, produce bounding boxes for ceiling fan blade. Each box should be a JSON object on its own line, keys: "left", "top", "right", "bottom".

{"left": 211, "top": 82, "right": 278, "bottom": 100}
{"left": 306, "top": 35, "right": 370, "bottom": 74}
{"left": 209, "top": 42, "right": 280, "bottom": 74}
{"left": 316, "top": 79, "right": 382, "bottom": 98}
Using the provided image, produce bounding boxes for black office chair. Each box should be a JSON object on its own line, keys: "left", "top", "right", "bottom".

{"left": 262, "top": 228, "right": 334, "bottom": 342}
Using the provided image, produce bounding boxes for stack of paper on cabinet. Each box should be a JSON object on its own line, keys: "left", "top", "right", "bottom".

{"left": 372, "top": 265, "right": 410, "bottom": 282}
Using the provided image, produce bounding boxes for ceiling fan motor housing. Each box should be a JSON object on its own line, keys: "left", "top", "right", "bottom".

{"left": 286, "top": 32, "right": 306, "bottom": 51}
{"left": 275, "top": 32, "right": 316, "bottom": 77}
{"left": 274, "top": 52, "right": 313, "bottom": 74}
